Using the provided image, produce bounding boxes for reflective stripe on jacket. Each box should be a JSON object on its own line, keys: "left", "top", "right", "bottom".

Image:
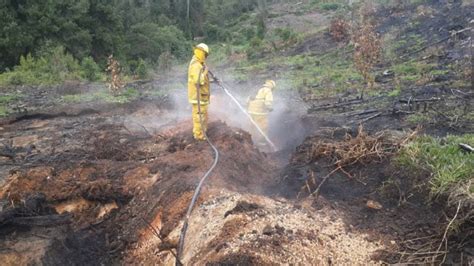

{"left": 188, "top": 56, "right": 210, "bottom": 105}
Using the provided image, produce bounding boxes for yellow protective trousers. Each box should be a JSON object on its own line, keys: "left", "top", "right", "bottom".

{"left": 192, "top": 104, "right": 208, "bottom": 140}
{"left": 250, "top": 113, "right": 268, "bottom": 145}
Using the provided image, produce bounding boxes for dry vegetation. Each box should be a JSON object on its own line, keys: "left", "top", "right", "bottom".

{"left": 329, "top": 18, "right": 350, "bottom": 42}
{"left": 351, "top": 3, "right": 382, "bottom": 97}
{"left": 106, "top": 55, "right": 124, "bottom": 93}
{"left": 300, "top": 126, "right": 418, "bottom": 198}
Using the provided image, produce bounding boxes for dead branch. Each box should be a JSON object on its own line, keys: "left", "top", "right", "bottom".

{"left": 309, "top": 99, "right": 364, "bottom": 112}
{"left": 434, "top": 201, "right": 462, "bottom": 264}
{"left": 141, "top": 217, "right": 182, "bottom": 265}
{"left": 310, "top": 167, "right": 341, "bottom": 198}
{"left": 360, "top": 112, "right": 381, "bottom": 123}
{"left": 399, "top": 97, "right": 441, "bottom": 103}
{"left": 345, "top": 108, "right": 379, "bottom": 117}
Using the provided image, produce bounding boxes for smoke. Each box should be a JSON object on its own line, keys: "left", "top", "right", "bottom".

{"left": 122, "top": 69, "right": 309, "bottom": 157}
{"left": 208, "top": 73, "right": 309, "bottom": 154}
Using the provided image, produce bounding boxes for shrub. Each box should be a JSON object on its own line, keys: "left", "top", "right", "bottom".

{"left": 81, "top": 57, "right": 101, "bottom": 81}
{"left": 320, "top": 3, "right": 340, "bottom": 11}
{"left": 0, "top": 46, "right": 88, "bottom": 86}
{"left": 274, "top": 27, "right": 300, "bottom": 47}
{"left": 329, "top": 18, "right": 350, "bottom": 42}
{"left": 246, "top": 37, "right": 264, "bottom": 59}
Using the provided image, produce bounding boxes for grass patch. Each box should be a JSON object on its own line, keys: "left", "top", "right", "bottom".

{"left": 288, "top": 50, "right": 362, "bottom": 96}
{"left": 392, "top": 60, "right": 433, "bottom": 83}
{"left": 0, "top": 93, "right": 22, "bottom": 117}
{"left": 231, "top": 47, "right": 362, "bottom": 97}
{"left": 0, "top": 94, "right": 20, "bottom": 104}
{"left": 406, "top": 113, "right": 431, "bottom": 124}
{"left": 396, "top": 134, "right": 474, "bottom": 198}
{"left": 388, "top": 79, "right": 402, "bottom": 97}
{"left": 0, "top": 105, "right": 7, "bottom": 116}
{"left": 429, "top": 69, "right": 450, "bottom": 76}
{"left": 62, "top": 88, "right": 139, "bottom": 104}
{"left": 320, "top": 3, "right": 340, "bottom": 11}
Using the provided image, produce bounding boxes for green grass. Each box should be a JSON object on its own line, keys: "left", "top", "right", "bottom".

{"left": 320, "top": 3, "right": 340, "bottom": 11}
{"left": 62, "top": 88, "right": 140, "bottom": 104}
{"left": 230, "top": 46, "right": 362, "bottom": 96}
{"left": 0, "top": 93, "right": 21, "bottom": 117}
{"left": 0, "top": 94, "right": 19, "bottom": 104}
{"left": 396, "top": 134, "right": 474, "bottom": 197}
{"left": 388, "top": 80, "right": 402, "bottom": 97}
{"left": 308, "top": 0, "right": 348, "bottom": 12}
{"left": 406, "top": 113, "right": 431, "bottom": 124}
{"left": 0, "top": 105, "right": 7, "bottom": 116}
{"left": 288, "top": 50, "right": 361, "bottom": 96}
{"left": 392, "top": 60, "right": 433, "bottom": 83}
{"left": 429, "top": 69, "right": 450, "bottom": 76}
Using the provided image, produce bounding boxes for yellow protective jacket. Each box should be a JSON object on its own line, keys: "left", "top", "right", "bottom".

{"left": 247, "top": 86, "right": 273, "bottom": 115}
{"left": 188, "top": 56, "right": 210, "bottom": 105}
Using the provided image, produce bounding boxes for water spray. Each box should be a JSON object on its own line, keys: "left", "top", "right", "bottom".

{"left": 210, "top": 71, "right": 277, "bottom": 152}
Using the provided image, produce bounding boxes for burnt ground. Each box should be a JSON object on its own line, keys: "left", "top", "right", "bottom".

{"left": 0, "top": 82, "right": 471, "bottom": 265}
{"left": 0, "top": 1, "right": 473, "bottom": 265}
{"left": 0, "top": 91, "right": 281, "bottom": 264}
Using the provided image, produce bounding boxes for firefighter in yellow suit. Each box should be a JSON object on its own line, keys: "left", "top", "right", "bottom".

{"left": 188, "top": 43, "right": 211, "bottom": 140}
{"left": 247, "top": 80, "right": 276, "bottom": 145}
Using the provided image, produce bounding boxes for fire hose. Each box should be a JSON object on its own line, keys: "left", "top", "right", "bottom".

{"left": 176, "top": 67, "right": 219, "bottom": 265}
{"left": 176, "top": 69, "right": 276, "bottom": 264}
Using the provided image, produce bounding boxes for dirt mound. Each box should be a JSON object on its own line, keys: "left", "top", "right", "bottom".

{"left": 161, "top": 190, "right": 385, "bottom": 265}
{"left": 0, "top": 120, "right": 277, "bottom": 264}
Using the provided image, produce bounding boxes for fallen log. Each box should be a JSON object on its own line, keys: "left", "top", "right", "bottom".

{"left": 309, "top": 99, "right": 364, "bottom": 112}
{"left": 360, "top": 112, "right": 382, "bottom": 123}
{"left": 7, "top": 214, "right": 72, "bottom": 227}
{"left": 459, "top": 143, "right": 474, "bottom": 153}
{"left": 399, "top": 97, "right": 441, "bottom": 104}
{"left": 344, "top": 109, "right": 379, "bottom": 117}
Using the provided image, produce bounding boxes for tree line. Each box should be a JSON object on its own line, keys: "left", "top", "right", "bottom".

{"left": 0, "top": 0, "right": 261, "bottom": 74}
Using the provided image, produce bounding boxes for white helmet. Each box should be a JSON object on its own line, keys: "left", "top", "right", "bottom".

{"left": 195, "top": 43, "right": 209, "bottom": 54}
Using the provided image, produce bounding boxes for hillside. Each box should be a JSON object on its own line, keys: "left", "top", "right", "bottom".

{"left": 0, "top": 0, "right": 473, "bottom": 265}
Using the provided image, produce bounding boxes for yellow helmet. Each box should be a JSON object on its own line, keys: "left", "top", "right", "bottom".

{"left": 195, "top": 43, "right": 209, "bottom": 55}
{"left": 264, "top": 80, "right": 276, "bottom": 89}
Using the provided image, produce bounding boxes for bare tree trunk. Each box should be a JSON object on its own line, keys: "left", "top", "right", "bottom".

{"left": 187, "top": 0, "right": 190, "bottom": 22}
